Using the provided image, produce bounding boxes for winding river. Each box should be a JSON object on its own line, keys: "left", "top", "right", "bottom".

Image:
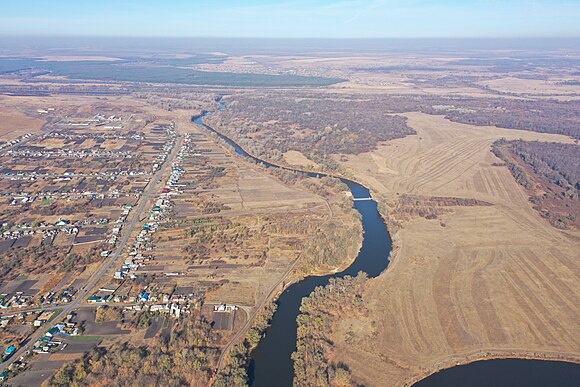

{"left": 193, "top": 110, "right": 391, "bottom": 386}
{"left": 193, "top": 108, "right": 580, "bottom": 387}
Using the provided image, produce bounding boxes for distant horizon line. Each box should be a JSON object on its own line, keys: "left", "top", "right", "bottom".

{"left": 1, "top": 35, "right": 579, "bottom": 40}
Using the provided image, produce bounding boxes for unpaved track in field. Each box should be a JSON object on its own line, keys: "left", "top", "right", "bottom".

{"left": 0, "top": 123, "right": 184, "bottom": 374}
{"left": 336, "top": 113, "right": 580, "bottom": 386}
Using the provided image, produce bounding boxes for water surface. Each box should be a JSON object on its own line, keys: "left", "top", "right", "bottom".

{"left": 194, "top": 108, "right": 579, "bottom": 387}
{"left": 414, "top": 358, "right": 580, "bottom": 387}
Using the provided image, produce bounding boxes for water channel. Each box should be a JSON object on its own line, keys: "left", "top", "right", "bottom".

{"left": 193, "top": 108, "right": 579, "bottom": 387}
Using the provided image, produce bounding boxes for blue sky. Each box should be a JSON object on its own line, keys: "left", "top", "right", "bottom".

{"left": 0, "top": 0, "right": 578, "bottom": 38}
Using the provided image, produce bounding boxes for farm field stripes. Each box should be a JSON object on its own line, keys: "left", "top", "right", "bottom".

{"left": 336, "top": 112, "right": 580, "bottom": 385}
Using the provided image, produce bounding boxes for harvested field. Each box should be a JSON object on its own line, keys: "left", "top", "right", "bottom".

{"left": 140, "top": 113, "right": 357, "bottom": 308}
{"left": 333, "top": 113, "right": 580, "bottom": 386}
{"left": 48, "top": 352, "right": 84, "bottom": 362}
{"left": 479, "top": 77, "right": 580, "bottom": 98}
{"left": 144, "top": 316, "right": 165, "bottom": 339}
{"left": 8, "top": 359, "right": 67, "bottom": 387}
{"left": 211, "top": 310, "right": 236, "bottom": 331}
{"left": 0, "top": 103, "right": 45, "bottom": 140}
{"left": 7, "top": 336, "right": 100, "bottom": 387}
{"left": 341, "top": 113, "right": 576, "bottom": 200}
{"left": 72, "top": 308, "right": 130, "bottom": 336}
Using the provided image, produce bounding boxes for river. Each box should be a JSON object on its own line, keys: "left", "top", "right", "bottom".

{"left": 415, "top": 358, "right": 580, "bottom": 386}
{"left": 193, "top": 110, "right": 391, "bottom": 386}
{"left": 193, "top": 108, "right": 579, "bottom": 387}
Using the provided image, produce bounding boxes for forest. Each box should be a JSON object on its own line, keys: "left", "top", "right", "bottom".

{"left": 380, "top": 194, "right": 492, "bottom": 231}
{"left": 213, "top": 303, "right": 277, "bottom": 386}
{"left": 0, "top": 243, "right": 104, "bottom": 282}
{"left": 50, "top": 314, "right": 218, "bottom": 387}
{"left": 206, "top": 93, "right": 579, "bottom": 171}
{"left": 270, "top": 173, "right": 363, "bottom": 273}
{"left": 206, "top": 93, "right": 414, "bottom": 162}
{"left": 506, "top": 140, "right": 580, "bottom": 190}
{"left": 0, "top": 57, "right": 344, "bottom": 87}
{"left": 292, "top": 273, "right": 369, "bottom": 387}
{"left": 493, "top": 139, "right": 580, "bottom": 229}
{"left": 419, "top": 97, "right": 580, "bottom": 139}
{"left": 300, "top": 219, "right": 362, "bottom": 274}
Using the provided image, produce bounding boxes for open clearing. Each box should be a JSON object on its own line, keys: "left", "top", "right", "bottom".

{"left": 335, "top": 113, "right": 580, "bottom": 385}
{"left": 0, "top": 102, "right": 45, "bottom": 140}
{"left": 282, "top": 150, "right": 319, "bottom": 169}
{"left": 478, "top": 77, "right": 580, "bottom": 99}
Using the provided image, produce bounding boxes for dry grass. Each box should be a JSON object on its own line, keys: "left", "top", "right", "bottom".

{"left": 0, "top": 104, "right": 45, "bottom": 140}
{"left": 48, "top": 352, "right": 85, "bottom": 361}
{"left": 282, "top": 150, "right": 319, "bottom": 169}
{"left": 146, "top": 113, "right": 348, "bottom": 307}
{"left": 479, "top": 77, "right": 580, "bottom": 98}
{"left": 333, "top": 113, "right": 580, "bottom": 386}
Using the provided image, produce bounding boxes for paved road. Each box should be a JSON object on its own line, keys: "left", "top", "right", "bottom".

{"left": 0, "top": 133, "right": 184, "bottom": 373}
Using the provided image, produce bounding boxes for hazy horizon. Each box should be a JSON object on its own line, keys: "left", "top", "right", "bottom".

{"left": 1, "top": 36, "right": 579, "bottom": 57}
{"left": 1, "top": 0, "right": 579, "bottom": 39}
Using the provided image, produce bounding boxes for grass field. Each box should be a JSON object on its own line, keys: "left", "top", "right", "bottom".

{"left": 282, "top": 150, "right": 319, "bottom": 168}
{"left": 333, "top": 113, "right": 580, "bottom": 385}
{"left": 148, "top": 113, "right": 354, "bottom": 306}
{"left": 0, "top": 101, "right": 45, "bottom": 140}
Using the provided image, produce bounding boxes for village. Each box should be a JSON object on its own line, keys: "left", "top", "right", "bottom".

{"left": 0, "top": 101, "right": 186, "bottom": 381}
{"left": 0, "top": 88, "right": 352, "bottom": 385}
{"left": 0, "top": 104, "right": 176, "bottom": 269}
{"left": 0, "top": 98, "right": 254, "bottom": 384}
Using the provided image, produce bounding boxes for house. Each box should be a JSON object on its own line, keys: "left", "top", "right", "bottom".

{"left": 34, "top": 311, "right": 53, "bottom": 327}
{"left": 170, "top": 303, "right": 181, "bottom": 318}
{"left": 214, "top": 304, "right": 239, "bottom": 312}
{"left": 150, "top": 304, "right": 169, "bottom": 313}
{"left": 55, "top": 219, "right": 70, "bottom": 227}
{"left": 46, "top": 327, "right": 60, "bottom": 337}
{"left": 4, "top": 345, "right": 16, "bottom": 357}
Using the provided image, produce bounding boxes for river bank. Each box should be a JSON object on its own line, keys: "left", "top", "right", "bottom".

{"left": 195, "top": 105, "right": 580, "bottom": 386}
{"left": 412, "top": 353, "right": 580, "bottom": 386}
{"left": 192, "top": 109, "right": 392, "bottom": 386}
{"left": 328, "top": 112, "right": 580, "bottom": 386}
